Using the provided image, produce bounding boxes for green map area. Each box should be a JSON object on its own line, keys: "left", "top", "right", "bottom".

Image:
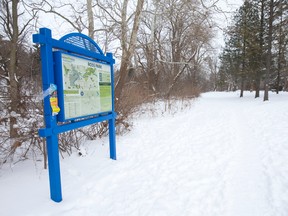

{"left": 61, "top": 53, "right": 112, "bottom": 120}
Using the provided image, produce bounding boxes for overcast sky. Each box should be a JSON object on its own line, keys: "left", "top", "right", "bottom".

{"left": 213, "top": 0, "right": 244, "bottom": 52}
{"left": 36, "top": 0, "right": 244, "bottom": 55}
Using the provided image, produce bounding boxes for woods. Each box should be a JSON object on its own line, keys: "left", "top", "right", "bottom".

{"left": 0, "top": 0, "right": 287, "bottom": 166}
{"left": 218, "top": 0, "right": 288, "bottom": 100}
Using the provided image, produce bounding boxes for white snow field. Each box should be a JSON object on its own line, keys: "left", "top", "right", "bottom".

{"left": 1, "top": 91, "right": 288, "bottom": 216}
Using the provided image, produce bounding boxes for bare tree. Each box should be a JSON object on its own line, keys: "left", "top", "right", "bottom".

{"left": 32, "top": 0, "right": 87, "bottom": 33}
{"left": 0, "top": 0, "right": 37, "bottom": 138}
{"left": 137, "top": 0, "right": 215, "bottom": 98}
{"left": 93, "top": 0, "right": 145, "bottom": 110}
{"left": 115, "top": 0, "right": 145, "bottom": 102}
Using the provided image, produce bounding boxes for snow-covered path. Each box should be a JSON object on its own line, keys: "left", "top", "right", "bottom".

{"left": 204, "top": 93, "right": 269, "bottom": 216}
{"left": 1, "top": 91, "right": 288, "bottom": 216}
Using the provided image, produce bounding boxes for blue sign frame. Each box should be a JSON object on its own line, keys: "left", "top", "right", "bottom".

{"left": 33, "top": 28, "right": 116, "bottom": 203}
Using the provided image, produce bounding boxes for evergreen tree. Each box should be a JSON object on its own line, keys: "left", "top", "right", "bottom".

{"left": 272, "top": 0, "right": 288, "bottom": 93}
{"left": 219, "top": 0, "right": 261, "bottom": 96}
{"left": 218, "top": 0, "right": 288, "bottom": 99}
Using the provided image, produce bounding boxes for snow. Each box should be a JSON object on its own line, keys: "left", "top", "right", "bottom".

{"left": 1, "top": 91, "right": 288, "bottom": 216}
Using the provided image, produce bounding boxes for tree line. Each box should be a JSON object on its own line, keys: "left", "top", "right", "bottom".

{"left": 217, "top": 0, "right": 288, "bottom": 100}
{"left": 0, "top": 0, "right": 220, "bottom": 166}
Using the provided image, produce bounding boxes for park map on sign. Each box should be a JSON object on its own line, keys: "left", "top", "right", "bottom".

{"left": 61, "top": 53, "right": 112, "bottom": 120}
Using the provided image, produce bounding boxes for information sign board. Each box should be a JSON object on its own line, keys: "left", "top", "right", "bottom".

{"left": 55, "top": 52, "right": 112, "bottom": 122}
{"left": 33, "top": 28, "right": 116, "bottom": 202}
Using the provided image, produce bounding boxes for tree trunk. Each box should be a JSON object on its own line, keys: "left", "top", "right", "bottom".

{"left": 264, "top": 0, "right": 274, "bottom": 101}
{"left": 255, "top": 77, "right": 260, "bottom": 98}
{"left": 276, "top": 2, "right": 284, "bottom": 94}
{"left": 114, "top": 0, "right": 145, "bottom": 103}
{"left": 255, "top": 0, "right": 265, "bottom": 98}
{"left": 87, "top": 0, "right": 94, "bottom": 40}
{"left": 240, "top": 78, "right": 244, "bottom": 97}
{"left": 9, "top": 0, "right": 20, "bottom": 138}
{"left": 147, "top": 3, "right": 158, "bottom": 93}
{"left": 240, "top": 36, "right": 246, "bottom": 98}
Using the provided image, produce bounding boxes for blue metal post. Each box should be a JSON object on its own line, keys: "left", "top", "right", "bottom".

{"left": 107, "top": 52, "right": 116, "bottom": 160}
{"left": 108, "top": 115, "right": 117, "bottom": 160}
{"left": 35, "top": 28, "right": 62, "bottom": 202}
